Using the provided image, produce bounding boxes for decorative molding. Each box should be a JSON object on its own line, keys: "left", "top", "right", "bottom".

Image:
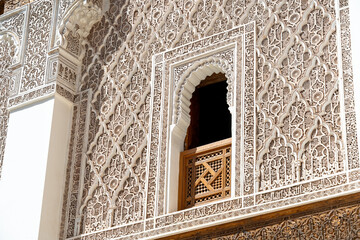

{"left": 60, "top": 90, "right": 92, "bottom": 238}
{"left": 0, "top": 0, "right": 355, "bottom": 238}
{"left": 339, "top": 6, "right": 360, "bottom": 170}
{"left": 7, "top": 84, "right": 56, "bottom": 109}
{"left": 56, "top": 84, "right": 76, "bottom": 103}
{"left": 67, "top": 181, "right": 360, "bottom": 239}
{"left": 58, "top": 0, "right": 108, "bottom": 57}
{"left": 149, "top": 23, "right": 252, "bottom": 220}
{"left": 166, "top": 197, "right": 360, "bottom": 240}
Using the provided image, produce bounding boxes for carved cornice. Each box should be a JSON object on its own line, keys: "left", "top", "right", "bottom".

{"left": 58, "top": 0, "right": 108, "bottom": 58}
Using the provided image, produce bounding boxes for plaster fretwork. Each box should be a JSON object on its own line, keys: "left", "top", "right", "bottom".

{"left": 3, "top": 0, "right": 32, "bottom": 14}
{"left": 59, "top": 0, "right": 107, "bottom": 57}
{"left": 151, "top": 33, "right": 245, "bottom": 216}
{"left": 181, "top": 201, "right": 360, "bottom": 239}
{"left": 19, "top": 0, "right": 52, "bottom": 92}
{"left": 60, "top": 0, "right": 360, "bottom": 238}
{"left": 0, "top": 0, "right": 359, "bottom": 239}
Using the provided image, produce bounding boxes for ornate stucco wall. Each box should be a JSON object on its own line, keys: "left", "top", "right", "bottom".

{"left": 178, "top": 199, "right": 360, "bottom": 239}
{"left": 1, "top": 0, "right": 360, "bottom": 239}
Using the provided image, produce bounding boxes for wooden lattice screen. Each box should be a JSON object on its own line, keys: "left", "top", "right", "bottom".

{"left": 179, "top": 138, "right": 231, "bottom": 209}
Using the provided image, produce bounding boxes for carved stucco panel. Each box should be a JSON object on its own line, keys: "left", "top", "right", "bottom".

{"left": 59, "top": 0, "right": 360, "bottom": 239}
{"left": 19, "top": 0, "right": 52, "bottom": 92}
{"left": 3, "top": 0, "right": 32, "bottom": 13}
{"left": 0, "top": 7, "right": 26, "bottom": 44}
{"left": 186, "top": 202, "right": 360, "bottom": 239}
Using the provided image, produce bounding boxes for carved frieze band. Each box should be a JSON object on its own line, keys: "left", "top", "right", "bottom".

{"left": 68, "top": 181, "right": 360, "bottom": 239}
{"left": 7, "top": 84, "right": 55, "bottom": 108}
{"left": 6, "top": 80, "right": 77, "bottom": 110}
{"left": 186, "top": 201, "right": 360, "bottom": 239}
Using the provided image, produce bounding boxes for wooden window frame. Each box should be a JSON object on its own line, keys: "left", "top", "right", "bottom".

{"left": 178, "top": 137, "right": 232, "bottom": 210}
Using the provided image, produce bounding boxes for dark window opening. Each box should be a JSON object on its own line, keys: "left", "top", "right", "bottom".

{"left": 184, "top": 72, "right": 231, "bottom": 150}
{"left": 0, "top": 1, "right": 5, "bottom": 15}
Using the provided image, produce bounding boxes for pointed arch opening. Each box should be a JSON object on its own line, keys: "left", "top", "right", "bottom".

{"left": 179, "top": 72, "right": 232, "bottom": 209}
{"left": 0, "top": 1, "right": 4, "bottom": 15}
{"left": 184, "top": 72, "right": 231, "bottom": 150}
{"left": 166, "top": 62, "right": 235, "bottom": 212}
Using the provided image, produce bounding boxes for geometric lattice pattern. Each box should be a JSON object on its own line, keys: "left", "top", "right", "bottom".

{"left": 62, "top": 0, "right": 359, "bottom": 237}
{"left": 180, "top": 138, "right": 231, "bottom": 209}
{"left": 1, "top": 0, "right": 359, "bottom": 239}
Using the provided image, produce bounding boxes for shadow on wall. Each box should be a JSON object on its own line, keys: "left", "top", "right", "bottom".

{"left": 61, "top": 0, "right": 150, "bottom": 238}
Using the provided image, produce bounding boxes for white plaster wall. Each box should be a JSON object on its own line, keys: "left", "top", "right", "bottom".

{"left": 0, "top": 95, "right": 72, "bottom": 240}
{"left": 349, "top": 0, "right": 360, "bottom": 159}
{"left": 38, "top": 95, "right": 73, "bottom": 240}
{"left": 0, "top": 98, "right": 55, "bottom": 240}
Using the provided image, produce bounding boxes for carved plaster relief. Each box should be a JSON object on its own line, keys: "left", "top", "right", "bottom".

{"left": 55, "top": 0, "right": 360, "bottom": 239}
{"left": 149, "top": 23, "right": 252, "bottom": 217}
{"left": 3, "top": 0, "right": 32, "bottom": 13}
{"left": 19, "top": 0, "right": 52, "bottom": 93}
{"left": 0, "top": 0, "right": 356, "bottom": 239}
{"left": 0, "top": 6, "right": 27, "bottom": 95}
{"left": 59, "top": 0, "right": 108, "bottom": 57}
{"left": 7, "top": 0, "right": 355, "bottom": 238}
{"left": 185, "top": 202, "right": 360, "bottom": 239}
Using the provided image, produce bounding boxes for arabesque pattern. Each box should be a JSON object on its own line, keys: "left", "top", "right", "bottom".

{"left": 19, "top": 0, "right": 52, "bottom": 92}
{"left": 3, "top": 0, "right": 32, "bottom": 14}
{"left": 0, "top": 0, "right": 358, "bottom": 239}
{"left": 192, "top": 202, "right": 360, "bottom": 239}
{"left": 58, "top": 0, "right": 360, "bottom": 238}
